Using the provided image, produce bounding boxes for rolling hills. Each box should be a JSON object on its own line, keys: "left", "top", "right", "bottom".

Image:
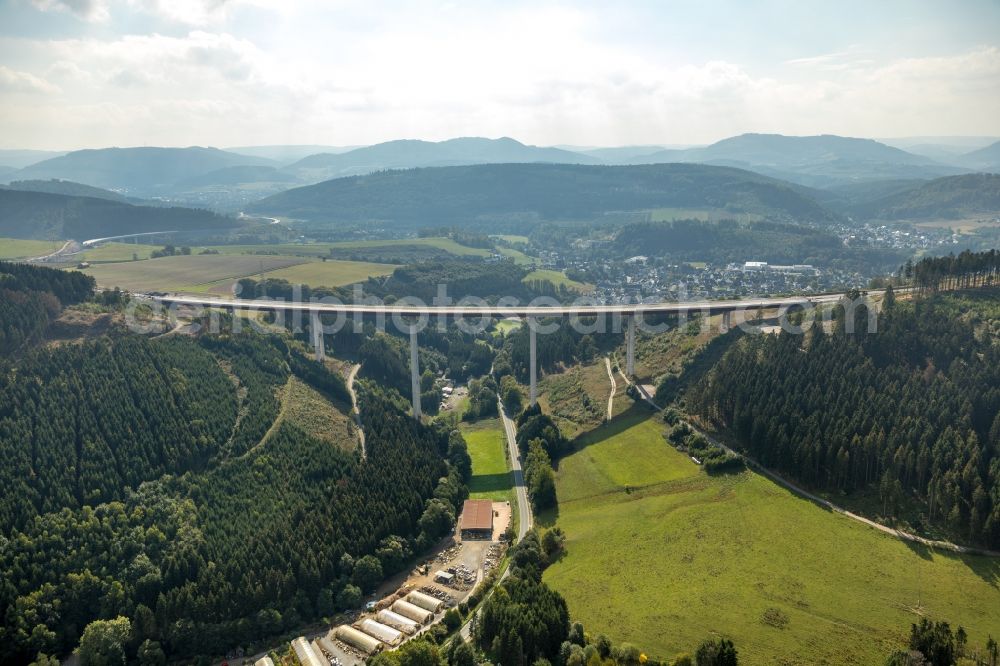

{"left": 283, "top": 136, "right": 600, "bottom": 181}
{"left": 846, "top": 173, "right": 1000, "bottom": 220}
{"left": 616, "top": 133, "right": 968, "bottom": 187}
{"left": 0, "top": 189, "right": 236, "bottom": 240}
{"left": 12, "top": 146, "right": 274, "bottom": 195}
{"left": 249, "top": 162, "right": 838, "bottom": 229}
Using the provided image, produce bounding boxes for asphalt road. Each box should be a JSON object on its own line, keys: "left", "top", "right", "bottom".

{"left": 499, "top": 398, "right": 532, "bottom": 540}
{"left": 458, "top": 399, "right": 531, "bottom": 642}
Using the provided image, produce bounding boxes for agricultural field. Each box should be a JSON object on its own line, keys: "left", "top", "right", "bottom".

{"left": 523, "top": 268, "right": 593, "bottom": 293}
{"left": 0, "top": 237, "right": 64, "bottom": 260}
{"left": 542, "top": 410, "right": 1000, "bottom": 665}
{"left": 77, "top": 241, "right": 162, "bottom": 262}
{"left": 82, "top": 254, "right": 310, "bottom": 292}
{"left": 80, "top": 253, "right": 395, "bottom": 293}
{"left": 494, "top": 234, "right": 530, "bottom": 244}
{"left": 204, "top": 237, "right": 493, "bottom": 258}
{"left": 648, "top": 207, "right": 764, "bottom": 222}
{"left": 461, "top": 418, "right": 514, "bottom": 502}
{"left": 253, "top": 259, "right": 396, "bottom": 288}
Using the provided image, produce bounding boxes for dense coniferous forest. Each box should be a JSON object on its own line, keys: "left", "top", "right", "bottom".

{"left": 0, "top": 260, "right": 94, "bottom": 353}
{"left": 0, "top": 267, "right": 471, "bottom": 663}
{"left": 0, "top": 190, "right": 235, "bottom": 240}
{"left": 249, "top": 162, "right": 837, "bottom": 229}
{"left": 689, "top": 287, "right": 1000, "bottom": 547}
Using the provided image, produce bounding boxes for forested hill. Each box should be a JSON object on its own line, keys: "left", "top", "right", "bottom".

{"left": 845, "top": 173, "right": 1000, "bottom": 220}
{"left": 688, "top": 289, "right": 1000, "bottom": 548}
{"left": 0, "top": 260, "right": 94, "bottom": 353}
{"left": 0, "top": 188, "right": 236, "bottom": 240}
{"left": 248, "top": 162, "right": 838, "bottom": 229}
{"left": 0, "top": 325, "right": 468, "bottom": 663}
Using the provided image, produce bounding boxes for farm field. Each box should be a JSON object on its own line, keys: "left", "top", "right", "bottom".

{"left": 81, "top": 254, "right": 396, "bottom": 293}
{"left": 82, "top": 254, "right": 309, "bottom": 292}
{"left": 203, "top": 237, "right": 493, "bottom": 258}
{"left": 524, "top": 268, "right": 592, "bottom": 292}
{"left": 461, "top": 419, "right": 514, "bottom": 502}
{"left": 252, "top": 259, "right": 396, "bottom": 288}
{"left": 78, "top": 241, "right": 162, "bottom": 262}
{"left": 648, "top": 207, "right": 764, "bottom": 222}
{"left": 542, "top": 410, "right": 1000, "bottom": 665}
{"left": 0, "top": 237, "right": 64, "bottom": 260}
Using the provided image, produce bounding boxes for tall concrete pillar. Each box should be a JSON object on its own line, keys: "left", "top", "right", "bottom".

{"left": 528, "top": 317, "right": 537, "bottom": 407}
{"left": 626, "top": 314, "right": 636, "bottom": 377}
{"left": 409, "top": 325, "right": 422, "bottom": 420}
{"left": 311, "top": 310, "right": 325, "bottom": 361}
{"left": 721, "top": 310, "right": 731, "bottom": 332}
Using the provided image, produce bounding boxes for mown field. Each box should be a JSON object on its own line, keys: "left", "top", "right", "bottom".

{"left": 251, "top": 259, "right": 396, "bottom": 288}
{"left": 524, "top": 268, "right": 593, "bottom": 292}
{"left": 82, "top": 254, "right": 396, "bottom": 293}
{"left": 542, "top": 409, "right": 1000, "bottom": 665}
{"left": 0, "top": 237, "right": 64, "bottom": 260}
{"left": 78, "top": 241, "right": 162, "bottom": 262}
{"left": 461, "top": 418, "right": 514, "bottom": 502}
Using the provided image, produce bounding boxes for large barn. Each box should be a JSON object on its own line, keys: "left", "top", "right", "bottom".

{"left": 460, "top": 499, "right": 494, "bottom": 540}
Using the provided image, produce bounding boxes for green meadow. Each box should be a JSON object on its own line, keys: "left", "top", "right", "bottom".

{"left": 542, "top": 409, "right": 1000, "bottom": 665}
{"left": 461, "top": 419, "right": 514, "bottom": 502}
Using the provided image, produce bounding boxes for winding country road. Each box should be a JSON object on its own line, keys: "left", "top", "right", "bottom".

{"left": 346, "top": 363, "right": 365, "bottom": 455}
{"left": 604, "top": 357, "right": 616, "bottom": 421}
{"left": 458, "top": 398, "right": 532, "bottom": 642}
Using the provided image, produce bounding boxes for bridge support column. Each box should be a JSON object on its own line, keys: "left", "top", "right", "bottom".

{"left": 721, "top": 310, "right": 731, "bottom": 332}
{"left": 409, "top": 325, "right": 422, "bottom": 420}
{"left": 528, "top": 318, "right": 537, "bottom": 407}
{"left": 626, "top": 314, "right": 636, "bottom": 377}
{"left": 311, "top": 311, "right": 325, "bottom": 361}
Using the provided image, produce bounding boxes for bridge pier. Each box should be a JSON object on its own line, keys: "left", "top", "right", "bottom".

{"left": 625, "top": 314, "right": 636, "bottom": 377}
{"left": 409, "top": 325, "right": 422, "bottom": 420}
{"left": 311, "top": 310, "right": 325, "bottom": 361}
{"left": 721, "top": 310, "right": 731, "bottom": 332}
{"left": 528, "top": 317, "right": 537, "bottom": 407}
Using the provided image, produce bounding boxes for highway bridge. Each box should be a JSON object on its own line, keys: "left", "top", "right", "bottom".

{"left": 151, "top": 291, "right": 869, "bottom": 419}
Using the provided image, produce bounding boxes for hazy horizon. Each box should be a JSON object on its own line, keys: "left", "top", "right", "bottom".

{"left": 2, "top": 0, "right": 1000, "bottom": 151}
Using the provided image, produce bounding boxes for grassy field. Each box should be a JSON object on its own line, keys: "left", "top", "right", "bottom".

{"left": 251, "top": 259, "right": 396, "bottom": 288}
{"left": 203, "top": 237, "right": 492, "bottom": 258}
{"left": 81, "top": 254, "right": 395, "bottom": 293}
{"left": 79, "top": 242, "right": 162, "bottom": 262}
{"left": 648, "top": 207, "right": 764, "bottom": 222}
{"left": 524, "top": 269, "right": 593, "bottom": 293}
{"left": 495, "top": 234, "right": 530, "bottom": 244}
{"left": 0, "top": 238, "right": 65, "bottom": 260}
{"left": 83, "top": 254, "right": 310, "bottom": 292}
{"left": 461, "top": 419, "right": 514, "bottom": 502}
{"left": 542, "top": 409, "right": 1000, "bottom": 665}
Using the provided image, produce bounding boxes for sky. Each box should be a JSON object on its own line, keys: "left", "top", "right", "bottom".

{"left": 1, "top": 0, "right": 999, "bottom": 150}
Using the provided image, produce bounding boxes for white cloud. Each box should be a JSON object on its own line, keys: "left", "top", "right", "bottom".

{"left": 3, "top": 3, "right": 999, "bottom": 149}
{"left": 0, "top": 65, "right": 60, "bottom": 94}
{"left": 31, "top": 0, "right": 110, "bottom": 21}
